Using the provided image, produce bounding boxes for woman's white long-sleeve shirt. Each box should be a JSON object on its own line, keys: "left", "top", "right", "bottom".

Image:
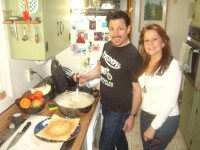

{"left": 138, "top": 59, "right": 182, "bottom": 130}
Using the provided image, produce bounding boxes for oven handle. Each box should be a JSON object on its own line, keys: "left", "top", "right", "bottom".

{"left": 193, "top": 49, "right": 200, "bottom": 53}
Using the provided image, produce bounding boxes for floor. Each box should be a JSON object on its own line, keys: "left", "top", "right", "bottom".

{"left": 94, "top": 109, "right": 189, "bottom": 150}
{"left": 126, "top": 110, "right": 189, "bottom": 150}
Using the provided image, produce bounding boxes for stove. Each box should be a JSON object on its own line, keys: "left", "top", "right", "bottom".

{"left": 184, "top": 25, "right": 200, "bottom": 88}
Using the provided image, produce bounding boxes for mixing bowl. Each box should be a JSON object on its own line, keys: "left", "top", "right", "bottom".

{"left": 54, "top": 91, "right": 95, "bottom": 117}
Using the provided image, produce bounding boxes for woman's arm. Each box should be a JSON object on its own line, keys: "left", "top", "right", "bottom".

{"left": 151, "top": 59, "right": 182, "bottom": 129}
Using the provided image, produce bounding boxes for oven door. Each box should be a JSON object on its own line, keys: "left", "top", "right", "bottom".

{"left": 82, "top": 101, "right": 102, "bottom": 150}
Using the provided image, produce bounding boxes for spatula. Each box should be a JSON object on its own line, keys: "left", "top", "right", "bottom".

{"left": 76, "top": 76, "right": 79, "bottom": 95}
{"left": 23, "top": 0, "right": 29, "bottom": 21}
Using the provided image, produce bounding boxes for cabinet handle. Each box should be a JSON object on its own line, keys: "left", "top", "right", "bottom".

{"left": 196, "top": 108, "right": 198, "bottom": 115}
{"left": 59, "top": 21, "right": 62, "bottom": 35}
{"left": 190, "top": 139, "right": 192, "bottom": 146}
{"left": 190, "top": 96, "right": 194, "bottom": 107}
{"left": 46, "top": 42, "right": 48, "bottom": 52}
{"left": 57, "top": 22, "right": 60, "bottom": 36}
{"left": 60, "top": 21, "right": 64, "bottom": 35}
{"left": 193, "top": 13, "right": 195, "bottom": 19}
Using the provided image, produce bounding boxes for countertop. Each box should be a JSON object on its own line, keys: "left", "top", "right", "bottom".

{"left": 0, "top": 94, "right": 100, "bottom": 150}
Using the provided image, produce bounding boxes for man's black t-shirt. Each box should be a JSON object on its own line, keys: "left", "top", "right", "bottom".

{"left": 100, "top": 41, "right": 142, "bottom": 113}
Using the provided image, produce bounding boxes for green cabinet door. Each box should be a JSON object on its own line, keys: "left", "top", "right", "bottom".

{"left": 42, "top": 0, "right": 70, "bottom": 60}
{"left": 180, "top": 77, "right": 195, "bottom": 146}
{"left": 5, "top": 0, "right": 70, "bottom": 60}
{"left": 189, "top": 91, "right": 200, "bottom": 150}
{"left": 192, "top": 0, "right": 200, "bottom": 27}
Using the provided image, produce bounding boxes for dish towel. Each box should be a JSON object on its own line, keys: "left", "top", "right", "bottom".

{"left": 179, "top": 42, "right": 193, "bottom": 73}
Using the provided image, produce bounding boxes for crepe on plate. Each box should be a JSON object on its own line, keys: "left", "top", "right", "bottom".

{"left": 36, "top": 114, "right": 80, "bottom": 141}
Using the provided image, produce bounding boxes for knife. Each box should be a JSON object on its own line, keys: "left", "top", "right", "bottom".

{"left": 7, "top": 121, "right": 31, "bottom": 150}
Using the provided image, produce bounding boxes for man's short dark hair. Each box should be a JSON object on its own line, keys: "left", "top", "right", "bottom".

{"left": 106, "top": 10, "right": 130, "bottom": 28}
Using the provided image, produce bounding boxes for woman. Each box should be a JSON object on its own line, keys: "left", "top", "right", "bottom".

{"left": 138, "top": 24, "right": 182, "bottom": 150}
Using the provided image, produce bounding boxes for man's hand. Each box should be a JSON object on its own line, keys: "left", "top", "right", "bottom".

{"left": 123, "top": 116, "right": 135, "bottom": 133}
{"left": 73, "top": 73, "right": 89, "bottom": 84}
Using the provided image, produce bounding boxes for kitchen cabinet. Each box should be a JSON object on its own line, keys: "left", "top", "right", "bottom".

{"left": 82, "top": 101, "right": 101, "bottom": 150}
{"left": 180, "top": 77, "right": 195, "bottom": 145}
{"left": 192, "top": 0, "right": 200, "bottom": 27}
{"left": 188, "top": 91, "right": 200, "bottom": 150}
{"left": 4, "top": 0, "right": 70, "bottom": 60}
{"left": 180, "top": 76, "right": 200, "bottom": 150}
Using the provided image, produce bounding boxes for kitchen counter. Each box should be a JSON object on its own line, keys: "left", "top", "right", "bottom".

{"left": 0, "top": 94, "right": 100, "bottom": 150}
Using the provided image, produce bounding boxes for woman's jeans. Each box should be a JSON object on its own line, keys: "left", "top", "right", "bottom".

{"left": 99, "top": 106, "right": 129, "bottom": 150}
{"left": 140, "top": 110, "right": 179, "bottom": 150}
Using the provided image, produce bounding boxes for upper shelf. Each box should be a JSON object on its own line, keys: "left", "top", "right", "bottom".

{"left": 3, "top": 20, "right": 41, "bottom": 24}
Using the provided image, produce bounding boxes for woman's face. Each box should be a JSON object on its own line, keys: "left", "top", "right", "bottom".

{"left": 143, "top": 30, "right": 165, "bottom": 58}
{"left": 108, "top": 18, "right": 130, "bottom": 47}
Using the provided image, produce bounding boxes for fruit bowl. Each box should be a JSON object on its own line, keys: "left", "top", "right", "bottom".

{"left": 15, "top": 97, "right": 46, "bottom": 114}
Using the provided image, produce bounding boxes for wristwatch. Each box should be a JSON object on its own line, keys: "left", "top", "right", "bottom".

{"left": 129, "top": 112, "right": 137, "bottom": 117}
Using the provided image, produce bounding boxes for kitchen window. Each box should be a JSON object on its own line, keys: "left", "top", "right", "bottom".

{"left": 0, "top": 0, "right": 14, "bottom": 113}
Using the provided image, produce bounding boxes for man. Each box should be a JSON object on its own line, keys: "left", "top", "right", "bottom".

{"left": 76, "top": 10, "right": 142, "bottom": 150}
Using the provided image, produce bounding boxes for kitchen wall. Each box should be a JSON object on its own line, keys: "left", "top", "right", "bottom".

{"left": 132, "top": 0, "right": 194, "bottom": 59}
{"left": 0, "top": 0, "right": 195, "bottom": 112}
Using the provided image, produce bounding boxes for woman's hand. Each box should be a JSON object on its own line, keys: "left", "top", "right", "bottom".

{"left": 143, "top": 126, "right": 156, "bottom": 141}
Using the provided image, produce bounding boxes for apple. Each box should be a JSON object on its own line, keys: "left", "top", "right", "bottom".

{"left": 38, "top": 97, "right": 46, "bottom": 104}
{"left": 31, "top": 99, "right": 42, "bottom": 108}
{"left": 31, "top": 98, "right": 46, "bottom": 108}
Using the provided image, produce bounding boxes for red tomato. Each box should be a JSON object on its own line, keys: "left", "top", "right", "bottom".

{"left": 33, "top": 91, "right": 43, "bottom": 99}
{"left": 28, "top": 94, "right": 37, "bottom": 101}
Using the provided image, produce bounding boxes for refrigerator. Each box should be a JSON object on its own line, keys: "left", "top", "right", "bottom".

{"left": 56, "top": 13, "right": 109, "bottom": 88}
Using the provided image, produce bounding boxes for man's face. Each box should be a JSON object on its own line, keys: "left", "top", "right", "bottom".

{"left": 108, "top": 18, "right": 130, "bottom": 47}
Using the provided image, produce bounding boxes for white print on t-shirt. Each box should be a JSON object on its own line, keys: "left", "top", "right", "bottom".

{"left": 101, "top": 76, "right": 113, "bottom": 87}
{"left": 101, "top": 51, "right": 121, "bottom": 87}
{"left": 101, "top": 66, "right": 112, "bottom": 80}
{"left": 101, "top": 51, "right": 121, "bottom": 69}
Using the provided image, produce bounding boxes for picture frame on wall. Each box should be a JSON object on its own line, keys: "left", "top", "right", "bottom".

{"left": 139, "top": 0, "right": 168, "bottom": 31}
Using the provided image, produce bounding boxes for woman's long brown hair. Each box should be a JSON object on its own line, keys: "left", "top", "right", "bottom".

{"left": 138, "top": 24, "right": 173, "bottom": 76}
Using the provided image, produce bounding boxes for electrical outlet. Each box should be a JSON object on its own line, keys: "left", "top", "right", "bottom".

{"left": 26, "top": 68, "right": 33, "bottom": 82}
